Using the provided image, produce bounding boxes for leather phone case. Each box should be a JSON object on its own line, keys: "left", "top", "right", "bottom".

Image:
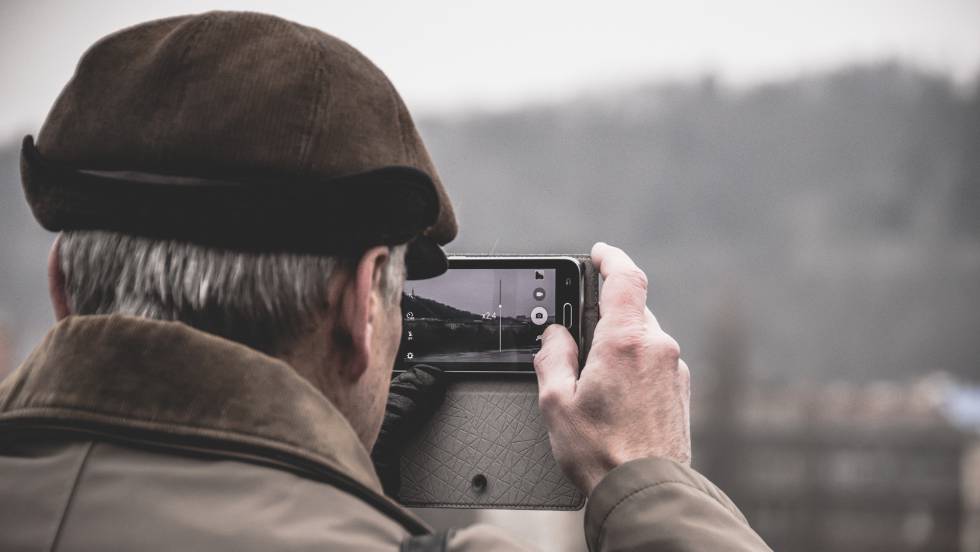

{"left": 398, "top": 255, "right": 598, "bottom": 510}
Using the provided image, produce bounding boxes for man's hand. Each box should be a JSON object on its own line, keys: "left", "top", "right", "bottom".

{"left": 371, "top": 364, "right": 447, "bottom": 498}
{"left": 533, "top": 242, "right": 691, "bottom": 495}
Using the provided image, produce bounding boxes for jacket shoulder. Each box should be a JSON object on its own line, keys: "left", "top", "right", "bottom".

{"left": 0, "top": 436, "right": 408, "bottom": 551}
{"left": 585, "top": 457, "right": 771, "bottom": 551}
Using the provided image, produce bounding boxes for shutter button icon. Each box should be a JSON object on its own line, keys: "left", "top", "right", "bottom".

{"left": 531, "top": 307, "right": 548, "bottom": 325}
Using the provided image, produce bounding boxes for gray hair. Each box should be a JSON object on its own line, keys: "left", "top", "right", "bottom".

{"left": 58, "top": 230, "right": 406, "bottom": 355}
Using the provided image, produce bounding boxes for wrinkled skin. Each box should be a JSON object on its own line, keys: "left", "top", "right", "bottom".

{"left": 534, "top": 242, "right": 692, "bottom": 494}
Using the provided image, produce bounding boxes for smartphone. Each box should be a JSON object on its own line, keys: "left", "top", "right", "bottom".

{"left": 396, "top": 255, "right": 595, "bottom": 373}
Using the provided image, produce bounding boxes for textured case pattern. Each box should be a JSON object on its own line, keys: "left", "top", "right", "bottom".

{"left": 398, "top": 255, "right": 597, "bottom": 510}
{"left": 399, "top": 380, "right": 584, "bottom": 509}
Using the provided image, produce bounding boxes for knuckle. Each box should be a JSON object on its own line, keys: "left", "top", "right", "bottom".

{"left": 538, "top": 386, "right": 565, "bottom": 412}
{"left": 532, "top": 349, "right": 548, "bottom": 368}
{"left": 617, "top": 268, "right": 648, "bottom": 292}
{"left": 654, "top": 333, "right": 681, "bottom": 362}
{"left": 608, "top": 325, "right": 648, "bottom": 357}
{"left": 534, "top": 346, "right": 569, "bottom": 372}
{"left": 533, "top": 344, "right": 556, "bottom": 367}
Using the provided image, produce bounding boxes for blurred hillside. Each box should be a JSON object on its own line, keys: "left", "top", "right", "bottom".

{"left": 422, "top": 62, "right": 980, "bottom": 384}
{"left": 2, "top": 62, "right": 978, "bottom": 383}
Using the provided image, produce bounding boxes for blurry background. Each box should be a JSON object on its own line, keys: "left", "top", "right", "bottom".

{"left": 1, "top": 1, "right": 978, "bottom": 550}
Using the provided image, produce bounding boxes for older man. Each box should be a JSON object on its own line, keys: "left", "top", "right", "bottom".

{"left": 0, "top": 11, "right": 768, "bottom": 551}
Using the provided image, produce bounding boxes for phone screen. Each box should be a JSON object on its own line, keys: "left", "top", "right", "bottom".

{"left": 397, "top": 257, "right": 581, "bottom": 372}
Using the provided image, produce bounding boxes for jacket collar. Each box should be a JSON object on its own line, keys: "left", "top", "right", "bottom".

{"left": 0, "top": 314, "right": 383, "bottom": 494}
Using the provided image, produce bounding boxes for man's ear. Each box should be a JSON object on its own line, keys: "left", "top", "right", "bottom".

{"left": 48, "top": 234, "right": 71, "bottom": 320}
{"left": 333, "top": 246, "right": 391, "bottom": 383}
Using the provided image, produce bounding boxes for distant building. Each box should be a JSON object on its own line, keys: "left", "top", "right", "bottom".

{"left": 695, "top": 373, "right": 978, "bottom": 551}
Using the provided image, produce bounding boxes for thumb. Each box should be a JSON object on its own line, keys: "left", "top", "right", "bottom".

{"left": 534, "top": 324, "right": 579, "bottom": 411}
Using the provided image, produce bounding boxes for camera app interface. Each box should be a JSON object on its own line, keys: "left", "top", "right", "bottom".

{"left": 398, "top": 268, "right": 556, "bottom": 370}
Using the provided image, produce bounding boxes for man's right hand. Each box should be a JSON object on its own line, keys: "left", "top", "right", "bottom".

{"left": 533, "top": 242, "right": 692, "bottom": 495}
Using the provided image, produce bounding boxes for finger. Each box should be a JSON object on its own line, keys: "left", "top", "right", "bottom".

{"left": 534, "top": 324, "right": 579, "bottom": 413}
{"left": 592, "top": 242, "right": 648, "bottom": 321}
{"left": 391, "top": 363, "right": 446, "bottom": 395}
{"left": 388, "top": 363, "right": 447, "bottom": 420}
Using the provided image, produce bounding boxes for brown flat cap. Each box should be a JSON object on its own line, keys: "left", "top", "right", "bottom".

{"left": 21, "top": 11, "right": 457, "bottom": 278}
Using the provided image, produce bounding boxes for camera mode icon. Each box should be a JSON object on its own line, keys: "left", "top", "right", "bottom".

{"left": 530, "top": 306, "right": 548, "bottom": 326}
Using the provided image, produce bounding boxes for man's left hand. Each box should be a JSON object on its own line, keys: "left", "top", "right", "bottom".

{"left": 371, "top": 364, "right": 447, "bottom": 497}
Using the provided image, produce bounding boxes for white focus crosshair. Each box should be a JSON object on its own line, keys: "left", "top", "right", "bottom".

{"left": 498, "top": 278, "right": 503, "bottom": 352}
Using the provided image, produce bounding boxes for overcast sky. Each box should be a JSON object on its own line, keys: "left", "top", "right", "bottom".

{"left": 1, "top": 0, "right": 978, "bottom": 137}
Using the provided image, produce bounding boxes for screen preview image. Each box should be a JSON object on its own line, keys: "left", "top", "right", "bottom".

{"left": 399, "top": 268, "right": 556, "bottom": 369}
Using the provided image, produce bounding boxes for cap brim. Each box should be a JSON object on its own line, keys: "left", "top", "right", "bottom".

{"left": 405, "top": 235, "right": 448, "bottom": 280}
{"left": 21, "top": 135, "right": 450, "bottom": 261}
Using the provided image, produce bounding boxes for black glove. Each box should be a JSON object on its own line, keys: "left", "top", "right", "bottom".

{"left": 371, "top": 364, "right": 447, "bottom": 498}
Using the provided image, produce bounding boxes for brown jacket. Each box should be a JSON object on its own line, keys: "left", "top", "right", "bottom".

{"left": 0, "top": 315, "right": 769, "bottom": 551}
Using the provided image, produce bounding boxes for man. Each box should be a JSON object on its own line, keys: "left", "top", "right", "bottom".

{"left": 0, "top": 11, "right": 769, "bottom": 551}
